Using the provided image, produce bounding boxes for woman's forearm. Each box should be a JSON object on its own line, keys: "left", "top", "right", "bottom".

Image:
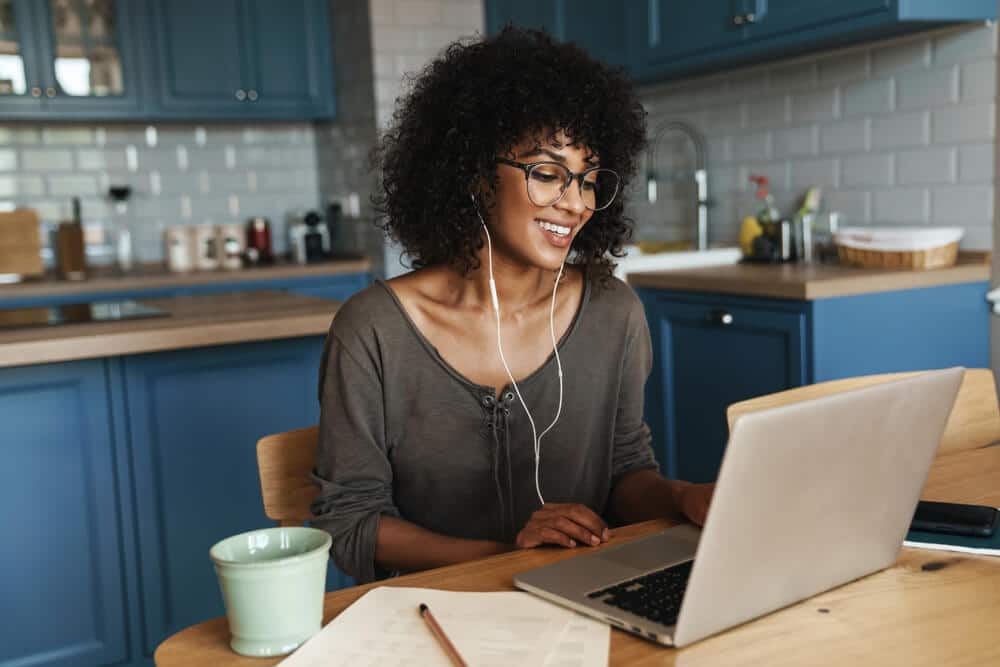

{"left": 610, "top": 469, "right": 689, "bottom": 524}
{"left": 375, "top": 515, "right": 514, "bottom": 573}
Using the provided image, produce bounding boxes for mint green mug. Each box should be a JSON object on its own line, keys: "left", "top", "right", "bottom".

{"left": 210, "top": 526, "right": 331, "bottom": 656}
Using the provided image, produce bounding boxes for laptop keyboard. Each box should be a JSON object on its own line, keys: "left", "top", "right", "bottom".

{"left": 587, "top": 560, "right": 693, "bottom": 627}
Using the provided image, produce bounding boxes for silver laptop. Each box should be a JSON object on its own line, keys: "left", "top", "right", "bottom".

{"left": 514, "top": 367, "right": 964, "bottom": 647}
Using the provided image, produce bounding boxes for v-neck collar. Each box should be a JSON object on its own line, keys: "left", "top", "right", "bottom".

{"left": 377, "top": 275, "right": 591, "bottom": 395}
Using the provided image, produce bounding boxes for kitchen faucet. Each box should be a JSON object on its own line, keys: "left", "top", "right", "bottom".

{"left": 646, "top": 120, "right": 709, "bottom": 251}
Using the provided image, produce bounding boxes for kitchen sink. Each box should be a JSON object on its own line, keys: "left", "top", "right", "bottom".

{"left": 613, "top": 245, "right": 741, "bottom": 280}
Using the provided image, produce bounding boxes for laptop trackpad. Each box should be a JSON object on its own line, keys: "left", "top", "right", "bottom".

{"left": 598, "top": 525, "right": 700, "bottom": 572}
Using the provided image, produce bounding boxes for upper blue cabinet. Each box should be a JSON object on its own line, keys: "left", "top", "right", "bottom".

{"left": 633, "top": 0, "right": 998, "bottom": 82}
{"left": 147, "top": 0, "right": 335, "bottom": 119}
{"left": 487, "top": 0, "right": 996, "bottom": 83}
{"left": 485, "top": 0, "right": 631, "bottom": 71}
{"left": 0, "top": 0, "right": 144, "bottom": 119}
{"left": 0, "top": 0, "right": 336, "bottom": 120}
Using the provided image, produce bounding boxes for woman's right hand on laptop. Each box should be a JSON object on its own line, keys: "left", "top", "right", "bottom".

{"left": 515, "top": 504, "right": 611, "bottom": 549}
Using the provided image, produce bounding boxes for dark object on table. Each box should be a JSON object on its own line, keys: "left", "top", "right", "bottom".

{"left": 910, "top": 500, "right": 999, "bottom": 538}
{"left": 245, "top": 217, "right": 273, "bottom": 265}
{"left": 303, "top": 210, "right": 327, "bottom": 263}
{"left": 0, "top": 299, "right": 168, "bottom": 331}
{"left": 56, "top": 197, "right": 87, "bottom": 281}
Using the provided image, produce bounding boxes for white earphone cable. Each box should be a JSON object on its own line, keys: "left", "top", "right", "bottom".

{"left": 476, "top": 205, "right": 564, "bottom": 508}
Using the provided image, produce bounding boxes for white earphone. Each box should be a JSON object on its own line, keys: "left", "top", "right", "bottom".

{"left": 471, "top": 193, "right": 565, "bottom": 507}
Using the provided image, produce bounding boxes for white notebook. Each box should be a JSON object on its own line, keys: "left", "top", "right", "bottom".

{"left": 278, "top": 586, "right": 610, "bottom": 667}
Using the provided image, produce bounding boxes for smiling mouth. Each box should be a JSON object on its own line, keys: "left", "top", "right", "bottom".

{"left": 536, "top": 219, "right": 571, "bottom": 237}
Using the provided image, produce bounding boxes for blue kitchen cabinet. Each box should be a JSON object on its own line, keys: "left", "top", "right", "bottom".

{"left": 0, "top": 359, "right": 133, "bottom": 667}
{"left": 638, "top": 290, "right": 807, "bottom": 483}
{"left": 485, "top": 0, "right": 631, "bottom": 70}
{"left": 638, "top": 281, "right": 990, "bottom": 484}
{"left": 146, "top": 0, "right": 335, "bottom": 119}
{"left": 631, "top": 0, "right": 997, "bottom": 82}
{"left": 0, "top": 0, "right": 144, "bottom": 120}
{"left": 122, "top": 336, "right": 352, "bottom": 662}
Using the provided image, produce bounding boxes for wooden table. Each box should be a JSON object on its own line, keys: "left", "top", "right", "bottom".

{"left": 155, "top": 446, "right": 1000, "bottom": 666}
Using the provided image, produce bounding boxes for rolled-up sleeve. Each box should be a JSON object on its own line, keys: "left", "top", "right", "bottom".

{"left": 310, "top": 329, "right": 399, "bottom": 584}
{"left": 611, "top": 297, "right": 659, "bottom": 486}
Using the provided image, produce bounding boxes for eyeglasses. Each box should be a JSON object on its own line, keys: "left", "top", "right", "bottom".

{"left": 495, "top": 157, "right": 620, "bottom": 211}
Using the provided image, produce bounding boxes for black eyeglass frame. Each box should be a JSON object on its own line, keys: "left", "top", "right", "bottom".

{"left": 495, "top": 157, "right": 621, "bottom": 211}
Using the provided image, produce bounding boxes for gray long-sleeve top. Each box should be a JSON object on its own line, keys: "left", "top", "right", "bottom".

{"left": 310, "top": 276, "right": 659, "bottom": 584}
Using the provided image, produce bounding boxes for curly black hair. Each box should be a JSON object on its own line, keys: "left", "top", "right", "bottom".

{"left": 372, "top": 26, "right": 647, "bottom": 283}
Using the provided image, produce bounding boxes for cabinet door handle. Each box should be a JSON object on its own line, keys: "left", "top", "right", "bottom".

{"left": 247, "top": 89, "right": 258, "bottom": 101}
{"left": 732, "top": 14, "right": 744, "bottom": 25}
{"left": 707, "top": 310, "right": 734, "bottom": 326}
{"left": 744, "top": 12, "right": 757, "bottom": 23}
{"left": 235, "top": 89, "right": 247, "bottom": 101}
{"left": 45, "top": 87, "right": 56, "bottom": 97}
{"left": 30, "top": 86, "right": 42, "bottom": 97}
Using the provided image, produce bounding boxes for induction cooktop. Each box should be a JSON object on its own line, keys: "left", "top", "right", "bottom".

{"left": 0, "top": 299, "right": 169, "bottom": 331}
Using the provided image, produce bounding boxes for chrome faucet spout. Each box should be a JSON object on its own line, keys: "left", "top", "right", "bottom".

{"left": 647, "top": 121, "right": 710, "bottom": 251}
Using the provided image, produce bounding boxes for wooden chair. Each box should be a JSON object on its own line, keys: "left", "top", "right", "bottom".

{"left": 256, "top": 425, "right": 320, "bottom": 527}
{"left": 726, "top": 368, "right": 1000, "bottom": 457}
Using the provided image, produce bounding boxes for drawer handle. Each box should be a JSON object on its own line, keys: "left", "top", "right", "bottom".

{"left": 708, "top": 310, "right": 734, "bottom": 326}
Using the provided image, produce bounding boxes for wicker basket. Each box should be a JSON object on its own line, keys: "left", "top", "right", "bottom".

{"left": 837, "top": 240, "right": 959, "bottom": 270}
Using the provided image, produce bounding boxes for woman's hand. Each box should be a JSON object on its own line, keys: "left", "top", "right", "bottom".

{"left": 515, "top": 503, "right": 611, "bottom": 549}
{"left": 675, "top": 482, "right": 715, "bottom": 526}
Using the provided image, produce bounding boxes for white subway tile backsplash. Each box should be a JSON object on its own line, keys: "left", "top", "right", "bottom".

{"left": 41, "top": 128, "right": 94, "bottom": 145}
{"left": 872, "top": 37, "right": 931, "bottom": 75}
{"left": 824, "top": 190, "right": 872, "bottom": 224}
{"left": 706, "top": 136, "right": 732, "bottom": 164}
{"left": 820, "top": 118, "right": 869, "bottom": 153}
{"left": 960, "top": 223, "right": 992, "bottom": 249}
{"left": 817, "top": 50, "right": 870, "bottom": 85}
{"left": 958, "top": 143, "right": 994, "bottom": 183}
{"left": 789, "top": 158, "right": 839, "bottom": 188}
{"left": 47, "top": 175, "right": 100, "bottom": 197}
{"left": 931, "top": 102, "right": 995, "bottom": 143}
{"left": 842, "top": 153, "right": 893, "bottom": 188}
{"left": 933, "top": 24, "right": 997, "bottom": 66}
{"left": 895, "top": 66, "right": 959, "bottom": 110}
{"left": 0, "top": 176, "right": 44, "bottom": 197}
{"left": 873, "top": 188, "right": 930, "bottom": 223}
{"left": 769, "top": 62, "right": 818, "bottom": 92}
{"left": 733, "top": 132, "right": 773, "bottom": 162}
{"left": 960, "top": 59, "right": 996, "bottom": 101}
{"left": 773, "top": 125, "right": 818, "bottom": 158}
{"left": 76, "top": 148, "right": 128, "bottom": 171}
{"left": 791, "top": 88, "right": 839, "bottom": 123}
{"left": 394, "top": 0, "right": 441, "bottom": 26}
{"left": 747, "top": 96, "right": 789, "bottom": 129}
{"left": 701, "top": 103, "right": 745, "bottom": 131}
{"left": 895, "top": 147, "right": 957, "bottom": 185}
{"left": 21, "top": 149, "right": 74, "bottom": 171}
{"left": 870, "top": 112, "right": 930, "bottom": 150}
{"left": 0, "top": 149, "right": 17, "bottom": 171}
{"left": 843, "top": 78, "right": 894, "bottom": 116}
{"left": 931, "top": 185, "right": 994, "bottom": 224}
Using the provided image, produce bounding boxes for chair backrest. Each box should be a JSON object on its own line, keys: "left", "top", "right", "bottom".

{"left": 256, "top": 425, "right": 320, "bottom": 527}
{"left": 726, "top": 368, "right": 1000, "bottom": 457}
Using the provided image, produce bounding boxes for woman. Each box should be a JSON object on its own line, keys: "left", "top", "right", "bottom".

{"left": 311, "top": 27, "right": 714, "bottom": 584}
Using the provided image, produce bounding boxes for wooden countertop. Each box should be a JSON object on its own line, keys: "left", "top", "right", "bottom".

{"left": 0, "top": 258, "right": 371, "bottom": 300}
{"left": 155, "top": 444, "right": 1000, "bottom": 667}
{"left": 0, "top": 290, "right": 338, "bottom": 368}
{"left": 627, "top": 252, "right": 991, "bottom": 300}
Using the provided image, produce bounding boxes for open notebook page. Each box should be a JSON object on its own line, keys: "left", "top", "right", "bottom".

{"left": 277, "top": 586, "right": 610, "bottom": 667}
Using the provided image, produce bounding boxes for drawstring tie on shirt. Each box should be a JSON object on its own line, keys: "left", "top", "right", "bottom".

{"left": 482, "top": 391, "right": 517, "bottom": 542}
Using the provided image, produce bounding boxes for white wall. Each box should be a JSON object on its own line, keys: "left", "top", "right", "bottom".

{"left": 631, "top": 23, "right": 998, "bottom": 252}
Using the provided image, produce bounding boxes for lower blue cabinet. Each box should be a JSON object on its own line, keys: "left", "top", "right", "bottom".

{"left": 0, "top": 360, "right": 131, "bottom": 667}
{"left": 123, "top": 337, "right": 353, "bottom": 661}
{"left": 639, "top": 292, "right": 807, "bottom": 483}
{"left": 638, "top": 281, "right": 990, "bottom": 484}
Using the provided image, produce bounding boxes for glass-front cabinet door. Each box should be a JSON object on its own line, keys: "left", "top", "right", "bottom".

{"left": 36, "top": 0, "right": 141, "bottom": 113}
{"left": 0, "top": 0, "right": 46, "bottom": 110}
{"left": 0, "top": 0, "right": 142, "bottom": 116}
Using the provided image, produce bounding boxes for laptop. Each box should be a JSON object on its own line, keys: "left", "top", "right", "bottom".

{"left": 514, "top": 367, "right": 964, "bottom": 647}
